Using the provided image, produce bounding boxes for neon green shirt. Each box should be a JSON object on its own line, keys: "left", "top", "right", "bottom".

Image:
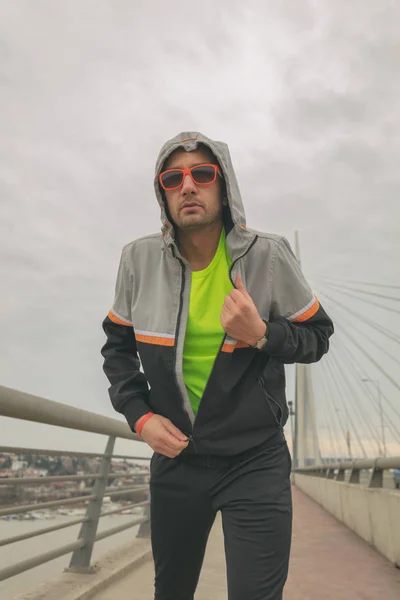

{"left": 183, "top": 228, "right": 233, "bottom": 414}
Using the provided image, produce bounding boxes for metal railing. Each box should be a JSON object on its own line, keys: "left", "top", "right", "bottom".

{"left": 296, "top": 456, "right": 400, "bottom": 488}
{"left": 0, "top": 385, "right": 151, "bottom": 582}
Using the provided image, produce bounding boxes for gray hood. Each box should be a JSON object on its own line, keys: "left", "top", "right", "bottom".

{"left": 154, "top": 132, "right": 247, "bottom": 246}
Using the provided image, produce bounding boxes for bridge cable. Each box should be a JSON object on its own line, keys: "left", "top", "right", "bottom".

{"left": 313, "top": 278, "right": 400, "bottom": 303}
{"left": 311, "top": 276, "right": 400, "bottom": 290}
{"left": 315, "top": 289, "right": 400, "bottom": 345}
{"left": 318, "top": 298, "right": 400, "bottom": 368}
{"left": 315, "top": 364, "right": 346, "bottom": 457}
{"left": 328, "top": 346, "right": 382, "bottom": 456}
{"left": 325, "top": 420, "right": 339, "bottom": 462}
{"left": 314, "top": 369, "right": 341, "bottom": 460}
{"left": 337, "top": 344, "right": 400, "bottom": 447}
{"left": 318, "top": 357, "right": 367, "bottom": 457}
{"left": 317, "top": 360, "right": 359, "bottom": 458}
{"left": 319, "top": 419, "right": 337, "bottom": 461}
{"left": 324, "top": 312, "right": 400, "bottom": 395}
{"left": 339, "top": 316, "right": 400, "bottom": 366}
{"left": 319, "top": 296, "right": 400, "bottom": 440}
{"left": 321, "top": 295, "right": 400, "bottom": 421}
{"left": 316, "top": 281, "right": 400, "bottom": 316}
{"left": 318, "top": 321, "right": 400, "bottom": 444}
{"left": 313, "top": 284, "right": 400, "bottom": 393}
{"left": 325, "top": 349, "right": 376, "bottom": 457}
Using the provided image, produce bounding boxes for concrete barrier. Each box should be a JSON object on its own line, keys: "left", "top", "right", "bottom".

{"left": 15, "top": 538, "right": 152, "bottom": 600}
{"left": 293, "top": 474, "right": 400, "bottom": 567}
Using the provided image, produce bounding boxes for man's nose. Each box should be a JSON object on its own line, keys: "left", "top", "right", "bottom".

{"left": 181, "top": 174, "right": 196, "bottom": 194}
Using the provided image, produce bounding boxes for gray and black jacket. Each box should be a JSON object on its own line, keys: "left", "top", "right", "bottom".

{"left": 101, "top": 132, "right": 334, "bottom": 456}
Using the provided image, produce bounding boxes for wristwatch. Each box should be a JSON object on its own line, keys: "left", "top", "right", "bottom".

{"left": 252, "top": 321, "right": 269, "bottom": 350}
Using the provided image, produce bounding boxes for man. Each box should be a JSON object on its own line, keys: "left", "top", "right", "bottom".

{"left": 101, "top": 131, "right": 334, "bottom": 600}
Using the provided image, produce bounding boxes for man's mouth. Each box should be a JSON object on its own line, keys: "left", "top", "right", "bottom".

{"left": 181, "top": 202, "right": 202, "bottom": 211}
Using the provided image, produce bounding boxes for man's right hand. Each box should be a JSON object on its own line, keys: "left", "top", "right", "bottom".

{"left": 135, "top": 414, "right": 189, "bottom": 458}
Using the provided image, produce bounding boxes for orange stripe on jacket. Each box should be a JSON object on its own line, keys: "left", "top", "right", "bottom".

{"left": 135, "top": 334, "right": 175, "bottom": 347}
{"left": 221, "top": 340, "right": 250, "bottom": 353}
{"left": 291, "top": 298, "right": 320, "bottom": 323}
{"left": 108, "top": 310, "right": 132, "bottom": 327}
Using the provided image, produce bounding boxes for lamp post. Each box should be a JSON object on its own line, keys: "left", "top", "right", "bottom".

{"left": 362, "top": 378, "right": 387, "bottom": 457}
{"left": 345, "top": 429, "right": 352, "bottom": 461}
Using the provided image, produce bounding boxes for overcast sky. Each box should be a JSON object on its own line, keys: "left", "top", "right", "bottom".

{"left": 1, "top": 0, "right": 399, "bottom": 459}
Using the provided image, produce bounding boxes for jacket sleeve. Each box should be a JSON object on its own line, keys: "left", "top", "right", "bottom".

{"left": 101, "top": 247, "right": 151, "bottom": 431}
{"left": 264, "top": 237, "right": 334, "bottom": 364}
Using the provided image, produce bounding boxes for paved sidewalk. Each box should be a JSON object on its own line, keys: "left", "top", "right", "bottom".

{"left": 286, "top": 486, "right": 400, "bottom": 599}
{"left": 95, "top": 486, "right": 400, "bottom": 599}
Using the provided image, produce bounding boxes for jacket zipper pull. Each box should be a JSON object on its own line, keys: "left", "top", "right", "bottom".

{"left": 188, "top": 435, "right": 198, "bottom": 454}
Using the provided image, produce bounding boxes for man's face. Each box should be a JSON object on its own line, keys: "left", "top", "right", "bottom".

{"left": 162, "top": 147, "right": 224, "bottom": 231}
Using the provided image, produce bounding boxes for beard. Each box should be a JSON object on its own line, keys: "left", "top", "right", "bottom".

{"left": 177, "top": 206, "right": 222, "bottom": 230}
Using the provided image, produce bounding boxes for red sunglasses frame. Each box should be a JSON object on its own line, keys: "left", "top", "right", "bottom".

{"left": 159, "top": 163, "right": 221, "bottom": 191}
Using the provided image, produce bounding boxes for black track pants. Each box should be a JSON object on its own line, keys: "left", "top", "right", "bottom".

{"left": 150, "top": 440, "right": 293, "bottom": 600}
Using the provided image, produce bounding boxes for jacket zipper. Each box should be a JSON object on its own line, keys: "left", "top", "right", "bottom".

{"left": 228, "top": 234, "right": 258, "bottom": 286}
{"left": 192, "top": 233, "right": 259, "bottom": 435}
{"left": 173, "top": 253, "right": 193, "bottom": 435}
{"left": 259, "top": 376, "right": 283, "bottom": 429}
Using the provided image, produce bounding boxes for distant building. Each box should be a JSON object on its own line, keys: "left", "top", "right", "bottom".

{"left": 0, "top": 469, "right": 13, "bottom": 479}
{"left": 11, "top": 460, "right": 28, "bottom": 471}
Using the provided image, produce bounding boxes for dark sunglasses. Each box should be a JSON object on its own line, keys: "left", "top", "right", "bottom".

{"left": 159, "top": 164, "right": 221, "bottom": 191}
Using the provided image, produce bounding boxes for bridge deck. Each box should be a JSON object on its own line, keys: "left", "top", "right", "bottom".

{"left": 96, "top": 486, "right": 400, "bottom": 599}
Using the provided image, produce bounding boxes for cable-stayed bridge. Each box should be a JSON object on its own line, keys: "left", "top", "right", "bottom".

{"left": 295, "top": 273, "right": 400, "bottom": 468}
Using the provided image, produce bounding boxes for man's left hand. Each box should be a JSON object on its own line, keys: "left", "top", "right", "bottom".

{"left": 221, "top": 274, "right": 267, "bottom": 346}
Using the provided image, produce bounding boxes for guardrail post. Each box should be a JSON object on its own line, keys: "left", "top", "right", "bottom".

{"left": 349, "top": 467, "right": 360, "bottom": 483}
{"left": 326, "top": 468, "right": 335, "bottom": 479}
{"left": 368, "top": 461, "right": 383, "bottom": 488}
{"left": 137, "top": 491, "right": 151, "bottom": 538}
{"left": 336, "top": 467, "right": 345, "bottom": 481}
{"left": 67, "top": 436, "right": 116, "bottom": 572}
